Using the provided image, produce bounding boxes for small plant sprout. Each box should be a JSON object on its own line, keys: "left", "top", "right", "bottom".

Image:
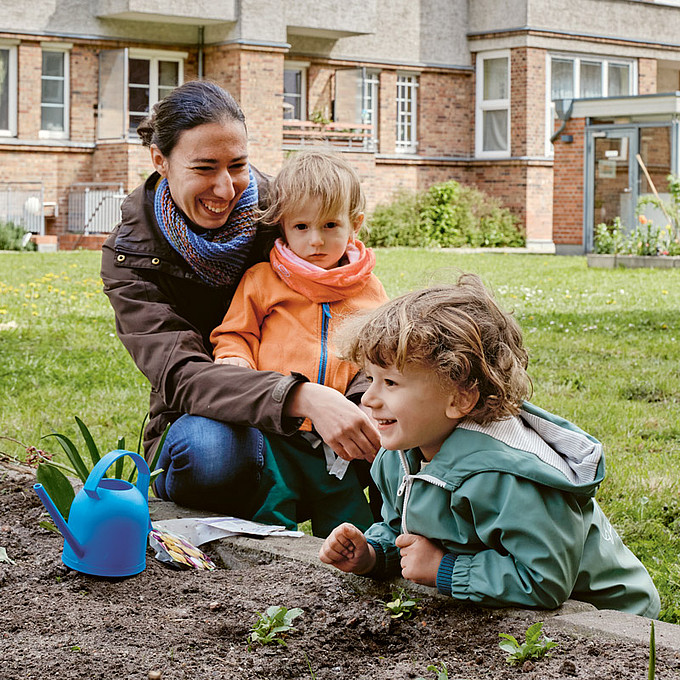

{"left": 380, "top": 586, "right": 420, "bottom": 620}
{"left": 649, "top": 620, "right": 656, "bottom": 680}
{"left": 248, "top": 605, "right": 303, "bottom": 649}
{"left": 498, "top": 621, "right": 558, "bottom": 666}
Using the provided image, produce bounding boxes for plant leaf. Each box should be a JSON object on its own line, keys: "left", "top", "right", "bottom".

{"left": 36, "top": 461, "right": 76, "bottom": 520}
{"left": 38, "top": 520, "right": 60, "bottom": 533}
{"left": 42, "top": 432, "right": 90, "bottom": 483}
{"left": 136, "top": 412, "right": 149, "bottom": 456}
{"left": 74, "top": 416, "right": 101, "bottom": 469}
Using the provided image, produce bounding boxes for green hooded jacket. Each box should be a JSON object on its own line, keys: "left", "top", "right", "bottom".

{"left": 365, "top": 402, "right": 660, "bottom": 618}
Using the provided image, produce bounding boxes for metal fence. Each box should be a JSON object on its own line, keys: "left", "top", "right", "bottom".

{"left": 0, "top": 182, "right": 44, "bottom": 235}
{"left": 68, "top": 183, "right": 126, "bottom": 234}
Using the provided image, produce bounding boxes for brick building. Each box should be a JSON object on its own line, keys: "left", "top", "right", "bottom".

{"left": 3, "top": 0, "right": 680, "bottom": 252}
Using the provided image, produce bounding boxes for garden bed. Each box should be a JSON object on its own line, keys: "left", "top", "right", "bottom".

{"left": 2, "top": 461, "right": 679, "bottom": 680}
{"left": 587, "top": 253, "right": 680, "bottom": 269}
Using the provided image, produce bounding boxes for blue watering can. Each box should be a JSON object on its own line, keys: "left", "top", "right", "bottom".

{"left": 34, "top": 449, "right": 152, "bottom": 578}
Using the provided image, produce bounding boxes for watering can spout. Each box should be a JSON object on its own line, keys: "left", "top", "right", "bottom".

{"left": 33, "top": 483, "right": 85, "bottom": 559}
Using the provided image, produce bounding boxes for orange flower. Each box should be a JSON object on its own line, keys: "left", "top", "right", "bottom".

{"left": 639, "top": 215, "right": 649, "bottom": 224}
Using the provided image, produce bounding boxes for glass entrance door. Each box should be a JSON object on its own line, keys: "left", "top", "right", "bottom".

{"left": 588, "top": 128, "right": 637, "bottom": 251}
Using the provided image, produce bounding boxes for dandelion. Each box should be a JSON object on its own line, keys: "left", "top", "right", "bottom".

{"left": 662, "top": 290, "right": 669, "bottom": 295}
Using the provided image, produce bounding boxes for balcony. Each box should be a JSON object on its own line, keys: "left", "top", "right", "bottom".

{"left": 285, "top": 0, "right": 376, "bottom": 38}
{"left": 282, "top": 121, "right": 375, "bottom": 151}
{"left": 94, "top": 0, "right": 236, "bottom": 25}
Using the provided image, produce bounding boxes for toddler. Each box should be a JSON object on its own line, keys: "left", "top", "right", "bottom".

{"left": 320, "top": 274, "right": 660, "bottom": 616}
{"left": 210, "top": 149, "right": 388, "bottom": 537}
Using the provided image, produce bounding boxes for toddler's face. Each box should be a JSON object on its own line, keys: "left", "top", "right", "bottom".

{"left": 361, "top": 361, "right": 464, "bottom": 460}
{"left": 280, "top": 197, "right": 362, "bottom": 270}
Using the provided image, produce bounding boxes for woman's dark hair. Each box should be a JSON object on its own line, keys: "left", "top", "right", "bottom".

{"left": 136, "top": 80, "right": 246, "bottom": 156}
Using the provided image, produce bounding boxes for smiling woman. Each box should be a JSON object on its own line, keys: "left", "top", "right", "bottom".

{"left": 100, "top": 80, "right": 383, "bottom": 527}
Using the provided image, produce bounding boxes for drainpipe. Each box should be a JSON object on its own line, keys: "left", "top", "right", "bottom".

{"left": 198, "top": 26, "right": 204, "bottom": 79}
{"left": 550, "top": 98, "right": 574, "bottom": 144}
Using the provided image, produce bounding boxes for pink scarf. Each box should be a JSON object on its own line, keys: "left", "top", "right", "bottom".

{"left": 269, "top": 238, "right": 377, "bottom": 303}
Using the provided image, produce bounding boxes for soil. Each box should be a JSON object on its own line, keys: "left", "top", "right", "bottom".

{"left": 2, "top": 461, "right": 680, "bottom": 680}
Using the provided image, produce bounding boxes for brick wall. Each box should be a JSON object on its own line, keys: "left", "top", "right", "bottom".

{"left": 511, "top": 47, "right": 547, "bottom": 157}
{"left": 206, "top": 45, "right": 286, "bottom": 175}
{"left": 378, "top": 70, "right": 397, "bottom": 155}
{"left": 639, "top": 58, "right": 657, "bottom": 95}
{"left": 418, "top": 71, "right": 472, "bottom": 157}
{"left": 552, "top": 118, "right": 586, "bottom": 246}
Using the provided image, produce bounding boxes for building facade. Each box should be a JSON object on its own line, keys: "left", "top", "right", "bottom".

{"left": 2, "top": 0, "right": 680, "bottom": 251}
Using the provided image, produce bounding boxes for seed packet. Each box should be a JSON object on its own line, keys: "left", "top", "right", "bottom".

{"left": 148, "top": 528, "right": 216, "bottom": 570}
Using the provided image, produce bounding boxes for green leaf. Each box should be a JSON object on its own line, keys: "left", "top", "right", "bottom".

{"left": 525, "top": 621, "right": 543, "bottom": 644}
{"left": 136, "top": 412, "right": 149, "bottom": 456}
{"left": 42, "top": 433, "right": 90, "bottom": 483}
{"left": 147, "top": 423, "right": 170, "bottom": 479}
{"left": 38, "top": 520, "right": 60, "bottom": 533}
{"left": 649, "top": 621, "right": 656, "bottom": 680}
{"left": 36, "top": 462, "right": 76, "bottom": 520}
{"left": 74, "top": 416, "right": 101, "bottom": 469}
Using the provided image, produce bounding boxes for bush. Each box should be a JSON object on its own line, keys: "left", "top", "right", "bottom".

{"left": 0, "top": 221, "right": 36, "bottom": 251}
{"left": 365, "top": 180, "right": 524, "bottom": 249}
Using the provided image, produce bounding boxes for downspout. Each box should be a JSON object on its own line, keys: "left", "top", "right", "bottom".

{"left": 550, "top": 99, "right": 574, "bottom": 144}
{"left": 198, "top": 26, "right": 204, "bottom": 79}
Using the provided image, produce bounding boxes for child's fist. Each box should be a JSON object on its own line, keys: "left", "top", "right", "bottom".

{"left": 319, "top": 523, "right": 376, "bottom": 575}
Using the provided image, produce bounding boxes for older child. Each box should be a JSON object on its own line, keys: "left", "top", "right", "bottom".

{"left": 210, "top": 149, "right": 388, "bottom": 537}
{"left": 319, "top": 274, "right": 660, "bottom": 617}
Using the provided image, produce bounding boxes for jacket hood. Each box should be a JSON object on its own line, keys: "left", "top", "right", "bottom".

{"left": 405, "top": 401, "right": 604, "bottom": 497}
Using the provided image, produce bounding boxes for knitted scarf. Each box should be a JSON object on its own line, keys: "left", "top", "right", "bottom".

{"left": 270, "top": 238, "right": 376, "bottom": 303}
{"left": 154, "top": 167, "right": 259, "bottom": 288}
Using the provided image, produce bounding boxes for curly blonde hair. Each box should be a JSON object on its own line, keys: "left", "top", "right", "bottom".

{"left": 338, "top": 273, "right": 532, "bottom": 425}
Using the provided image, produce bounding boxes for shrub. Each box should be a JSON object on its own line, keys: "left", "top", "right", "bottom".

{"left": 0, "top": 221, "right": 36, "bottom": 251}
{"left": 365, "top": 180, "right": 524, "bottom": 249}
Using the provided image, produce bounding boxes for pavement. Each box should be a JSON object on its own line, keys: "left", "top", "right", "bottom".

{"left": 149, "top": 498, "right": 680, "bottom": 654}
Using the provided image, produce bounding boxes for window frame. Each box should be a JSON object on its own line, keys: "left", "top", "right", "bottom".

{"left": 395, "top": 71, "right": 419, "bottom": 154}
{"left": 283, "top": 60, "right": 308, "bottom": 120}
{"left": 0, "top": 40, "right": 18, "bottom": 137}
{"left": 39, "top": 43, "right": 71, "bottom": 140}
{"left": 475, "top": 50, "right": 511, "bottom": 159}
{"left": 127, "top": 48, "right": 184, "bottom": 137}
{"left": 361, "top": 68, "right": 380, "bottom": 151}
{"left": 545, "top": 52, "right": 637, "bottom": 155}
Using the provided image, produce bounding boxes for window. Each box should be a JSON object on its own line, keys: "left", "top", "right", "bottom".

{"left": 0, "top": 41, "right": 17, "bottom": 136}
{"left": 547, "top": 54, "right": 635, "bottom": 153}
{"left": 128, "top": 52, "right": 181, "bottom": 134}
{"left": 97, "top": 48, "right": 185, "bottom": 140}
{"left": 283, "top": 62, "right": 307, "bottom": 119}
{"left": 41, "top": 46, "right": 70, "bottom": 138}
{"left": 396, "top": 73, "right": 418, "bottom": 153}
{"left": 476, "top": 51, "right": 510, "bottom": 157}
{"left": 361, "top": 70, "right": 379, "bottom": 151}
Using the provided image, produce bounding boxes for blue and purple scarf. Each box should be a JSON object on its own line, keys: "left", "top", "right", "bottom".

{"left": 154, "top": 167, "right": 259, "bottom": 288}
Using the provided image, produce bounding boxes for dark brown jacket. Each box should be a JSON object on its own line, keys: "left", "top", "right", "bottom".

{"left": 100, "top": 171, "right": 308, "bottom": 461}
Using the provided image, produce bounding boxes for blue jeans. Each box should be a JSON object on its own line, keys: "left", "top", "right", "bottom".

{"left": 153, "top": 415, "right": 265, "bottom": 515}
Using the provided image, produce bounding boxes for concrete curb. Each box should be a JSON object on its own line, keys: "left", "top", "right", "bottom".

{"left": 149, "top": 498, "right": 677, "bottom": 652}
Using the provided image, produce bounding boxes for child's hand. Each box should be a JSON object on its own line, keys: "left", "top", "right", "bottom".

{"left": 215, "top": 356, "right": 252, "bottom": 368}
{"left": 395, "top": 533, "right": 445, "bottom": 588}
{"left": 319, "top": 523, "right": 376, "bottom": 575}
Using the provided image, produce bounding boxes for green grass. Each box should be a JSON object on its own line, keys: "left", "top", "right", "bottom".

{"left": 2, "top": 248, "right": 680, "bottom": 620}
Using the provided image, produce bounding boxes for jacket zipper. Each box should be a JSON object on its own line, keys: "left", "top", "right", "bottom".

{"left": 396, "top": 450, "right": 448, "bottom": 534}
{"left": 317, "top": 303, "right": 332, "bottom": 385}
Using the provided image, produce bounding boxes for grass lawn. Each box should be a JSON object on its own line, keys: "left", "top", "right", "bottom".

{"left": 1, "top": 248, "right": 680, "bottom": 620}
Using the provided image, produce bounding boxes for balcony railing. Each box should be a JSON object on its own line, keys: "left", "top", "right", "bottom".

{"left": 68, "top": 183, "right": 126, "bottom": 234}
{"left": 0, "top": 182, "right": 44, "bottom": 235}
{"left": 282, "top": 121, "right": 376, "bottom": 151}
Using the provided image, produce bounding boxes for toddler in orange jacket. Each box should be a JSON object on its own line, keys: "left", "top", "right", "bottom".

{"left": 210, "top": 149, "right": 388, "bottom": 536}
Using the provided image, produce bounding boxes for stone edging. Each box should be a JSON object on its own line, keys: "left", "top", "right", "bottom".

{"left": 587, "top": 253, "right": 680, "bottom": 269}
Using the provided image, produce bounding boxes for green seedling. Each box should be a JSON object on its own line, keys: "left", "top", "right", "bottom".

{"left": 498, "top": 621, "right": 558, "bottom": 666}
{"left": 649, "top": 620, "right": 656, "bottom": 680}
{"left": 380, "top": 586, "right": 420, "bottom": 620}
{"left": 417, "top": 661, "right": 449, "bottom": 679}
{"left": 248, "top": 605, "right": 303, "bottom": 649}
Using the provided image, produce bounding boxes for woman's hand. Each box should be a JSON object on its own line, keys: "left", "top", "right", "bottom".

{"left": 395, "top": 533, "right": 445, "bottom": 587}
{"left": 285, "top": 382, "right": 380, "bottom": 462}
{"left": 319, "top": 523, "right": 376, "bottom": 574}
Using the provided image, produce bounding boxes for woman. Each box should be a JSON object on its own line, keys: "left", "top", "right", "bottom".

{"left": 101, "top": 80, "right": 380, "bottom": 517}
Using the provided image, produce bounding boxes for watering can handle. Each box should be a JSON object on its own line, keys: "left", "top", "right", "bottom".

{"left": 83, "top": 449, "right": 151, "bottom": 500}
